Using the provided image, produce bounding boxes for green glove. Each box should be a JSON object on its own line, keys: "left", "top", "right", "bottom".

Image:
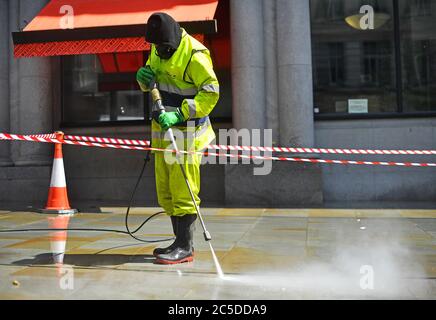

{"left": 158, "top": 109, "right": 185, "bottom": 130}
{"left": 136, "top": 66, "right": 154, "bottom": 88}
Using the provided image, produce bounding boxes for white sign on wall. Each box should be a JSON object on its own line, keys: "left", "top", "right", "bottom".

{"left": 348, "top": 99, "right": 369, "bottom": 113}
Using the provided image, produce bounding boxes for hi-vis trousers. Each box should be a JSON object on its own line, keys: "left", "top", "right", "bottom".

{"left": 154, "top": 151, "right": 202, "bottom": 217}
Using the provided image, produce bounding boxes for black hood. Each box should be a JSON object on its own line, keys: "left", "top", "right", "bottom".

{"left": 145, "top": 12, "right": 182, "bottom": 50}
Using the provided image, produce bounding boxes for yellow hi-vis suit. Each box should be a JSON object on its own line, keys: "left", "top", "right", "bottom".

{"left": 138, "top": 29, "right": 219, "bottom": 217}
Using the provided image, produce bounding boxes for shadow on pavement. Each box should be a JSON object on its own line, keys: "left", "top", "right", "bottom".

{"left": 12, "top": 252, "right": 156, "bottom": 267}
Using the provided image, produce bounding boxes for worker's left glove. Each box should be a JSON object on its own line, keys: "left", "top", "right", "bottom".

{"left": 136, "top": 66, "right": 154, "bottom": 88}
{"left": 158, "top": 109, "right": 185, "bottom": 130}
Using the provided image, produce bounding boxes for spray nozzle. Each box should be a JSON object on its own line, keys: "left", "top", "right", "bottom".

{"left": 203, "top": 230, "right": 212, "bottom": 241}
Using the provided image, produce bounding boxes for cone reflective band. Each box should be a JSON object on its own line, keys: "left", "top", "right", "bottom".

{"left": 40, "top": 132, "right": 77, "bottom": 214}
{"left": 47, "top": 214, "right": 70, "bottom": 264}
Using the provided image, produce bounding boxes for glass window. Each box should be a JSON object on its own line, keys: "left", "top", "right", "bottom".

{"left": 399, "top": 0, "right": 436, "bottom": 112}
{"left": 61, "top": 1, "right": 231, "bottom": 125}
{"left": 311, "top": 0, "right": 436, "bottom": 116}
{"left": 314, "top": 0, "right": 345, "bottom": 21}
{"left": 62, "top": 51, "right": 231, "bottom": 125}
{"left": 62, "top": 53, "right": 146, "bottom": 125}
{"left": 61, "top": 1, "right": 231, "bottom": 126}
{"left": 311, "top": 0, "right": 397, "bottom": 115}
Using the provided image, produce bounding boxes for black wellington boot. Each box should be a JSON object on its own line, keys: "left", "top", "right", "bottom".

{"left": 153, "top": 216, "right": 178, "bottom": 257}
{"left": 155, "top": 214, "right": 197, "bottom": 265}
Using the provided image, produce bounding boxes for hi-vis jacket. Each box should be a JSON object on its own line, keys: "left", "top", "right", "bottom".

{"left": 138, "top": 28, "right": 220, "bottom": 152}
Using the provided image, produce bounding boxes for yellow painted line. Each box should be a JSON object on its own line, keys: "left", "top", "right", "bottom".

{"left": 69, "top": 207, "right": 436, "bottom": 219}
{"left": 355, "top": 210, "right": 402, "bottom": 218}
{"left": 264, "top": 209, "right": 436, "bottom": 218}
{"left": 1, "top": 208, "right": 435, "bottom": 225}
{"left": 215, "top": 208, "right": 265, "bottom": 217}
{"left": 263, "top": 209, "right": 309, "bottom": 217}
{"left": 399, "top": 210, "right": 436, "bottom": 218}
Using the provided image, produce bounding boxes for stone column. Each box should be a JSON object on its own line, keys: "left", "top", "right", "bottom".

{"left": 276, "top": 0, "right": 315, "bottom": 147}
{"left": 11, "top": 0, "right": 53, "bottom": 166}
{"left": 263, "top": 0, "right": 279, "bottom": 144}
{"left": 0, "top": 0, "right": 13, "bottom": 166}
{"left": 9, "top": 0, "right": 19, "bottom": 164}
{"left": 230, "top": 0, "right": 265, "bottom": 131}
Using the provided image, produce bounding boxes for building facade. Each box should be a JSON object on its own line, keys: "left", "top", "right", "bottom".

{"left": 0, "top": 0, "right": 435, "bottom": 209}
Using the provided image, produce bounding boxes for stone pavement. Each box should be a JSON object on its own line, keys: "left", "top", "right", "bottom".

{"left": 0, "top": 207, "right": 435, "bottom": 299}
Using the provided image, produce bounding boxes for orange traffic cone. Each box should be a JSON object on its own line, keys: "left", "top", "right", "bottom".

{"left": 40, "top": 132, "right": 77, "bottom": 214}
{"left": 47, "top": 214, "right": 70, "bottom": 265}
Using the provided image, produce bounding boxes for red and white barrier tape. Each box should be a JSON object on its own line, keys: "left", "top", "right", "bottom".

{"left": 57, "top": 139, "right": 436, "bottom": 168}
{"left": 64, "top": 134, "right": 150, "bottom": 146}
{"left": 209, "top": 144, "right": 436, "bottom": 156}
{"left": 1, "top": 132, "right": 436, "bottom": 168}
{"left": 204, "top": 151, "right": 436, "bottom": 167}
{"left": 0, "top": 133, "right": 62, "bottom": 144}
{"left": 63, "top": 133, "right": 436, "bottom": 156}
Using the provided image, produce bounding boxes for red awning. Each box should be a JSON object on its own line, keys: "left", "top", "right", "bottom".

{"left": 13, "top": 0, "right": 218, "bottom": 58}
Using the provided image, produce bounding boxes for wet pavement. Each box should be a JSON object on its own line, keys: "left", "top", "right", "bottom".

{"left": 0, "top": 207, "right": 435, "bottom": 299}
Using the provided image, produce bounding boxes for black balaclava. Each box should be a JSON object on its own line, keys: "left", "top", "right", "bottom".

{"left": 145, "top": 12, "right": 182, "bottom": 59}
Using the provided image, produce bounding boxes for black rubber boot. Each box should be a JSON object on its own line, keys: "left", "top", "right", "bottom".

{"left": 153, "top": 216, "right": 177, "bottom": 257}
{"left": 155, "top": 214, "right": 197, "bottom": 265}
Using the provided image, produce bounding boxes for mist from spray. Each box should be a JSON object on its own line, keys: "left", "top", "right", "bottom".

{"left": 211, "top": 218, "right": 430, "bottom": 299}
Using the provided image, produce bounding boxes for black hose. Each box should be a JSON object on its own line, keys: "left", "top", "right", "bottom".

{"left": 0, "top": 151, "right": 175, "bottom": 244}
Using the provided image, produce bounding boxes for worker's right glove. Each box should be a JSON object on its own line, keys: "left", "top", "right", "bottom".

{"left": 158, "top": 109, "right": 185, "bottom": 130}
{"left": 136, "top": 66, "right": 154, "bottom": 88}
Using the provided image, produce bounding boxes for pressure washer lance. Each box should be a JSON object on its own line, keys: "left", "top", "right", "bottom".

{"left": 150, "top": 84, "right": 212, "bottom": 242}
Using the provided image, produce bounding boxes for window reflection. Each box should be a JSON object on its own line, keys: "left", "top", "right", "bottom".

{"left": 62, "top": 53, "right": 146, "bottom": 124}
{"left": 400, "top": 0, "right": 436, "bottom": 112}
{"left": 311, "top": 0, "right": 397, "bottom": 115}
{"left": 311, "top": 0, "right": 436, "bottom": 115}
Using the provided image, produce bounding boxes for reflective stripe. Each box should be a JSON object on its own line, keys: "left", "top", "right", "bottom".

{"left": 195, "top": 118, "right": 211, "bottom": 139}
{"left": 50, "top": 159, "right": 66, "bottom": 187}
{"left": 159, "top": 82, "right": 198, "bottom": 96}
{"left": 186, "top": 99, "right": 196, "bottom": 118}
{"left": 201, "top": 84, "right": 219, "bottom": 93}
{"left": 197, "top": 117, "right": 211, "bottom": 137}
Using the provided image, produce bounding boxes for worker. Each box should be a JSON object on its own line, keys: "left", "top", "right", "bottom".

{"left": 136, "top": 12, "right": 219, "bottom": 264}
